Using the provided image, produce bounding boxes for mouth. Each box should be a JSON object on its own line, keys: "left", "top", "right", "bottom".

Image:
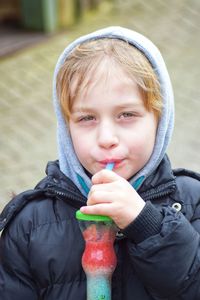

{"left": 98, "top": 159, "right": 124, "bottom": 170}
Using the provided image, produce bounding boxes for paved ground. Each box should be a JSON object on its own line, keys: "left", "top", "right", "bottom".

{"left": 0, "top": 0, "right": 200, "bottom": 210}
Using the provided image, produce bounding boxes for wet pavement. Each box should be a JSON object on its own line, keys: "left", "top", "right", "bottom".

{"left": 0, "top": 0, "right": 200, "bottom": 209}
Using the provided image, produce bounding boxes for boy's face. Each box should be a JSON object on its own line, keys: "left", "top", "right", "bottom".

{"left": 69, "top": 61, "right": 158, "bottom": 180}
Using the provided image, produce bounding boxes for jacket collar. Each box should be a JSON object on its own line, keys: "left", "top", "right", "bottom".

{"left": 139, "top": 155, "right": 176, "bottom": 200}
{"left": 43, "top": 157, "right": 176, "bottom": 202}
{"left": 0, "top": 156, "right": 176, "bottom": 232}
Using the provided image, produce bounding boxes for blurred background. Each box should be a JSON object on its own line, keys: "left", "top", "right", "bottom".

{"left": 0, "top": 0, "right": 200, "bottom": 210}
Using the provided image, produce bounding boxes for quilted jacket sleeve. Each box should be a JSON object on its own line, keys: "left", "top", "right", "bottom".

{"left": 0, "top": 228, "right": 38, "bottom": 299}
{"left": 123, "top": 193, "right": 200, "bottom": 299}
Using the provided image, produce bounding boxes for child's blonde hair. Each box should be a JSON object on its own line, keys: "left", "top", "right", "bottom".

{"left": 56, "top": 38, "right": 162, "bottom": 121}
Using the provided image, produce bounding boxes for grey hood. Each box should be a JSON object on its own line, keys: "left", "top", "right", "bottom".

{"left": 52, "top": 26, "right": 174, "bottom": 196}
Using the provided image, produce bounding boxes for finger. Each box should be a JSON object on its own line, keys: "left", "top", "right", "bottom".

{"left": 89, "top": 182, "right": 114, "bottom": 194}
{"left": 87, "top": 190, "right": 113, "bottom": 206}
{"left": 92, "top": 169, "right": 121, "bottom": 185}
{"left": 80, "top": 203, "right": 114, "bottom": 217}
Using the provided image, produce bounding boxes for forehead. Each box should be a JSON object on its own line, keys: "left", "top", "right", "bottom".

{"left": 71, "top": 64, "right": 143, "bottom": 111}
{"left": 71, "top": 56, "right": 134, "bottom": 97}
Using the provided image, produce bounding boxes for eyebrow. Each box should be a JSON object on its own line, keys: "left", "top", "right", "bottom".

{"left": 72, "top": 102, "right": 142, "bottom": 113}
{"left": 71, "top": 107, "right": 94, "bottom": 113}
{"left": 115, "top": 102, "right": 142, "bottom": 109}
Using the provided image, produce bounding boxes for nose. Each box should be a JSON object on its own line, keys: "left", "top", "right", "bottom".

{"left": 97, "top": 121, "right": 119, "bottom": 149}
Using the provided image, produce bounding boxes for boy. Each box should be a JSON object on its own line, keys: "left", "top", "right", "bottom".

{"left": 0, "top": 26, "right": 200, "bottom": 299}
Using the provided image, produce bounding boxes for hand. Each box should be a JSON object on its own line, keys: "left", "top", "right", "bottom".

{"left": 80, "top": 169, "right": 145, "bottom": 229}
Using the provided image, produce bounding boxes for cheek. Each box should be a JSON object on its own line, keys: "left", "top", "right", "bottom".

{"left": 128, "top": 139, "right": 145, "bottom": 157}
{"left": 127, "top": 128, "right": 156, "bottom": 157}
{"left": 69, "top": 127, "right": 80, "bottom": 156}
{"left": 72, "top": 136, "right": 87, "bottom": 159}
{"left": 70, "top": 129, "right": 93, "bottom": 167}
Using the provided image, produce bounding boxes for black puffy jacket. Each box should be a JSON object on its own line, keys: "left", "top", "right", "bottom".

{"left": 0, "top": 156, "right": 200, "bottom": 300}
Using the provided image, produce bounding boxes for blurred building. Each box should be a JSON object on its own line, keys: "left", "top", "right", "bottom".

{"left": 0, "top": 0, "right": 102, "bottom": 33}
{"left": 0, "top": 0, "right": 104, "bottom": 57}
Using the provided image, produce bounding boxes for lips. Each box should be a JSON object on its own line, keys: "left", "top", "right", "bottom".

{"left": 98, "top": 159, "right": 123, "bottom": 169}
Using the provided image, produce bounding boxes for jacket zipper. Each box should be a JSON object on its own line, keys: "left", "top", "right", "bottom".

{"left": 140, "top": 182, "right": 176, "bottom": 202}
{"left": 46, "top": 187, "right": 86, "bottom": 209}
{"left": 47, "top": 180, "right": 176, "bottom": 208}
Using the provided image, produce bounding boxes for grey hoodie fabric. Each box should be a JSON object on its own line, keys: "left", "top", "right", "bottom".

{"left": 52, "top": 26, "right": 174, "bottom": 197}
